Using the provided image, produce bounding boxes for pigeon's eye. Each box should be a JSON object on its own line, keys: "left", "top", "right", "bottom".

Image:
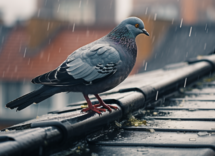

{"left": 135, "top": 24, "right": 139, "bottom": 28}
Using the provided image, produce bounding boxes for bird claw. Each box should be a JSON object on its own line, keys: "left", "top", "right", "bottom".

{"left": 81, "top": 106, "right": 106, "bottom": 115}
{"left": 82, "top": 94, "right": 118, "bottom": 115}
{"left": 94, "top": 103, "right": 118, "bottom": 112}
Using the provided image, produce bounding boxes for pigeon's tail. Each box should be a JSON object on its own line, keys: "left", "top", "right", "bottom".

{"left": 6, "top": 85, "right": 60, "bottom": 111}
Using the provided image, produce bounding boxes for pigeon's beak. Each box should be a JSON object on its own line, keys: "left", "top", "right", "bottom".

{"left": 142, "top": 29, "right": 150, "bottom": 36}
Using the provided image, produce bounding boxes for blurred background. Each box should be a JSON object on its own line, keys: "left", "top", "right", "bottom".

{"left": 0, "top": 0, "right": 215, "bottom": 129}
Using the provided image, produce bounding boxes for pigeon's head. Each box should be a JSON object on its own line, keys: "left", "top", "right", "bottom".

{"left": 119, "top": 17, "right": 149, "bottom": 38}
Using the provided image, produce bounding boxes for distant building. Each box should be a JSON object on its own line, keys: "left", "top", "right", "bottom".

{"left": 0, "top": 0, "right": 117, "bottom": 129}
{"left": 37, "top": 0, "right": 116, "bottom": 26}
{"left": 132, "top": 0, "right": 215, "bottom": 24}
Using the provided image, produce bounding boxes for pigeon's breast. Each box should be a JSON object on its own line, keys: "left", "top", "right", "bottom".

{"left": 66, "top": 38, "right": 137, "bottom": 94}
{"left": 70, "top": 50, "right": 136, "bottom": 94}
{"left": 70, "top": 66, "right": 130, "bottom": 94}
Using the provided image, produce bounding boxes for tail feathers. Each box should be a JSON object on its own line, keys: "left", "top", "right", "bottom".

{"left": 15, "top": 94, "right": 53, "bottom": 111}
{"left": 6, "top": 86, "right": 56, "bottom": 111}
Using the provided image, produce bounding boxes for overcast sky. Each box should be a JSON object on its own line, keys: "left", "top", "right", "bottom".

{"left": 0, "top": 0, "right": 132, "bottom": 26}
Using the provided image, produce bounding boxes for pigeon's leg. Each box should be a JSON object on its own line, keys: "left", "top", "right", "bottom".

{"left": 82, "top": 94, "right": 106, "bottom": 114}
{"left": 94, "top": 94, "right": 118, "bottom": 112}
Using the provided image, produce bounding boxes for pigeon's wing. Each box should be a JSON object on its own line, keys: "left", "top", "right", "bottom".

{"left": 32, "top": 44, "right": 121, "bottom": 86}
{"left": 32, "top": 61, "right": 85, "bottom": 86}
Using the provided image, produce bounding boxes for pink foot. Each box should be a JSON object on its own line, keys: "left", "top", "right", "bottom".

{"left": 82, "top": 94, "right": 106, "bottom": 115}
{"left": 82, "top": 94, "right": 119, "bottom": 115}
{"left": 94, "top": 94, "right": 118, "bottom": 112}
{"left": 82, "top": 106, "right": 106, "bottom": 114}
{"left": 94, "top": 103, "right": 118, "bottom": 112}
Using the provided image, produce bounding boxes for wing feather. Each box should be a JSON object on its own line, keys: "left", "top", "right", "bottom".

{"left": 32, "top": 44, "right": 121, "bottom": 86}
{"left": 84, "top": 70, "right": 101, "bottom": 81}
{"left": 71, "top": 65, "right": 93, "bottom": 79}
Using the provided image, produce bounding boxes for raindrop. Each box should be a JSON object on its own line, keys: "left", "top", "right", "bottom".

{"left": 79, "top": 0, "right": 82, "bottom": 8}
{"left": 155, "top": 91, "right": 159, "bottom": 100}
{"left": 47, "top": 22, "right": 50, "bottom": 31}
{"left": 86, "top": 30, "right": 90, "bottom": 36}
{"left": 23, "top": 48, "right": 27, "bottom": 57}
{"left": 145, "top": 7, "right": 148, "bottom": 15}
{"left": 59, "top": 48, "right": 61, "bottom": 53}
{"left": 197, "top": 132, "right": 209, "bottom": 137}
{"left": 154, "top": 14, "right": 157, "bottom": 21}
{"left": 147, "top": 15, "right": 151, "bottom": 22}
{"left": 110, "top": 0, "right": 113, "bottom": 9}
{"left": 189, "top": 27, "right": 192, "bottom": 37}
{"left": 152, "top": 36, "right": 155, "bottom": 43}
{"left": 47, "top": 53, "right": 50, "bottom": 62}
{"left": 57, "top": 4, "right": 60, "bottom": 12}
{"left": 189, "top": 138, "right": 196, "bottom": 141}
{"left": 184, "top": 78, "right": 187, "bottom": 88}
{"left": 2, "top": 36, "right": 4, "bottom": 43}
{"left": 73, "top": 23, "right": 75, "bottom": 32}
{"left": 204, "top": 43, "right": 207, "bottom": 50}
{"left": 180, "top": 18, "right": 183, "bottom": 28}
{"left": 37, "top": 9, "right": 40, "bottom": 17}
{"left": 171, "top": 19, "right": 174, "bottom": 24}
{"left": 145, "top": 62, "right": 147, "bottom": 70}
{"left": 205, "top": 24, "right": 207, "bottom": 30}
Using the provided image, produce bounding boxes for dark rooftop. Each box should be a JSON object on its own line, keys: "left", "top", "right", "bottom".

{"left": 139, "top": 23, "right": 215, "bottom": 73}
{"left": 1, "top": 54, "right": 215, "bottom": 155}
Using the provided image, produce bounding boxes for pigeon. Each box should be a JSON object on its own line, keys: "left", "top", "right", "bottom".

{"left": 6, "top": 17, "right": 149, "bottom": 114}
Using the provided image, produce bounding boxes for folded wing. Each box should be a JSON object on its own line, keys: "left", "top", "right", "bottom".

{"left": 32, "top": 44, "right": 121, "bottom": 86}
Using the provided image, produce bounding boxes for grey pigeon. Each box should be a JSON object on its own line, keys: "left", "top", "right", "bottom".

{"left": 6, "top": 17, "right": 149, "bottom": 114}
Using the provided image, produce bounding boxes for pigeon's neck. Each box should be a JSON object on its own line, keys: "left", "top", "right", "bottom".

{"left": 107, "top": 26, "right": 137, "bottom": 58}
